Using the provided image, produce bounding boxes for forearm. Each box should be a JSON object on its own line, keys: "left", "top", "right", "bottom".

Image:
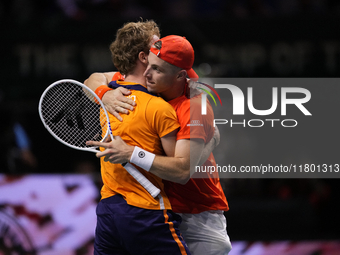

{"left": 89, "top": 135, "right": 190, "bottom": 184}
{"left": 149, "top": 156, "right": 190, "bottom": 184}
{"left": 197, "top": 137, "right": 216, "bottom": 166}
{"left": 90, "top": 137, "right": 199, "bottom": 185}
{"left": 84, "top": 72, "right": 114, "bottom": 92}
{"left": 198, "top": 126, "right": 220, "bottom": 166}
{"left": 84, "top": 72, "right": 134, "bottom": 121}
{"left": 130, "top": 139, "right": 203, "bottom": 185}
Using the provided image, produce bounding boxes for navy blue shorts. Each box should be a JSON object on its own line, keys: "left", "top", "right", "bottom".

{"left": 94, "top": 194, "right": 191, "bottom": 255}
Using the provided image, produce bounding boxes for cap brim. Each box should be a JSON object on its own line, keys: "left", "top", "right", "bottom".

{"left": 150, "top": 47, "right": 160, "bottom": 56}
{"left": 187, "top": 68, "right": 199, "bottom": 81}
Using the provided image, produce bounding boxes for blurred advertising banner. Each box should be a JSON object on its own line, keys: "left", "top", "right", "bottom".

{"left": 229, "top": 240, "right": 340, "bottom": 255}
{"left": 0, "top": 174, "right": 98, "bottom": 255}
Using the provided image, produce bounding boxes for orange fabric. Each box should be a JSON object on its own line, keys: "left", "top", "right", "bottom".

{"left": 100, "top": 81, "right": 180, "bottom": 210}
{"left": 170, "top": 94, "right": 214, "bottom": 142}
{"left": 165, "top": 93, "right": 229, "bottom": 214}
{"left": 112, "top": 72, "right": 125, "bottom": 81}
{"left": 95, "top": 85, "right": 113, "bottom": 100}
{"left": 163, "top": 210, "right": 188, "bottom": 255}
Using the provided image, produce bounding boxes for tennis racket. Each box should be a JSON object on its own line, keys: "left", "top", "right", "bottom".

{"left": 38, "top": 79, "right": 160, "bottom": 198}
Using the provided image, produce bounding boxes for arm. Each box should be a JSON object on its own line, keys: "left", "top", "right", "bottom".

{"left": 150, "top": 126, "right": 219, "bottom": 176}
{"left": 197, "top": 126, "right": 220, "bottom": 166}
{"left": 84, "top": 72, "right": 136, "bottom": 121}
{"left": 150, "top": 138, "right": 204, "bottom": 184}
{"left": 148, "top": 99, "right": 219, "bottom": 182}
{"left": 84, "top": 72, "right": 114, "bottom": 91}
{"left": 86, "top": 135, "right": 204, "bottom": 185}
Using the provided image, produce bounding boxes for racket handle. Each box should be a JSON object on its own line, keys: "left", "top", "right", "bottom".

{"left": 122, "top": 162, "right": 161, "bottom": 198}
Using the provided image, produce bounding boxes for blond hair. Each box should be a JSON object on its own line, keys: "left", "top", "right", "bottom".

{"left": 110, "top": 20, "right": 160, "bottom": 75}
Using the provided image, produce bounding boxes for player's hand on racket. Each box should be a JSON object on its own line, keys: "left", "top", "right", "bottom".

{"left": 86, "top": 136, "right": 134, "bottom": 164}
{"left": 102, "top": 87, "right": 136, "bottom": 122}
{"left": 40, "top": 79, "right": 160, "bottom": 198}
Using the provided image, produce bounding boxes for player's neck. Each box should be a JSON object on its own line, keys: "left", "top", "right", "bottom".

{"left": 124, "top": 74, "right": 145, "bottom": 86}
{"left": 124, "top": 63, "right": 146, "bottom": 86}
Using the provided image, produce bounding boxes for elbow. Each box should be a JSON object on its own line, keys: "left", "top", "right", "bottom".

{"left": 178, "top": 170, "right": 190, "bottom": 185}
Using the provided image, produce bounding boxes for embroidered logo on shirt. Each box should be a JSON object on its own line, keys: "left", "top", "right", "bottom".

{"left": 187, "top": 120, "right": 203, "bottom": 127}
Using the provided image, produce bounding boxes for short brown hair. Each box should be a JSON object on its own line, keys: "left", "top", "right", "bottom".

{"left": 110, "top": 20, "right": 160, "bottom": 75}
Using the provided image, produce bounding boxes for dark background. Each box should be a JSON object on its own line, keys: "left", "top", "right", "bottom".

{"left": 1, "top": 0, "right": 340, "bottom": 242}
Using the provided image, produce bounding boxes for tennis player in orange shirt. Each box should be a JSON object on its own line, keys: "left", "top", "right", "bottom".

{"left": 86, "top": 20, "right": 192, "bottom": 255}
{"left": 87, "top": 35, "right": 232, "bottom": 255}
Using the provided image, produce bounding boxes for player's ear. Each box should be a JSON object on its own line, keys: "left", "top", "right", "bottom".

{"left": 138, "top": 51, "right": 148, "bottom": 64}
{"left": 177, "top": 70, "right": 187, "bottom": 81}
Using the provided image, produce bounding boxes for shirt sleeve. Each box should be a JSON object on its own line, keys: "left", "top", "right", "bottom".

{"left": 145, "top": 97, "right": 180, "bottom": 138}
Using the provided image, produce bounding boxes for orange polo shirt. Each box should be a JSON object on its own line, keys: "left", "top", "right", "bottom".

{"left": 100, "top": 81, "right": 180, "bottom": 210}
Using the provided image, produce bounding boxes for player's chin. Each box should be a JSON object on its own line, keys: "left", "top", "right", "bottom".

{"left": 146, "top": 81, "right": 157, "bottom": 93}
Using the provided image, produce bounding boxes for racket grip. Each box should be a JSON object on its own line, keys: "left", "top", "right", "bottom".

{"left": 122, "top": 162, "right": 161, "bottom": 198}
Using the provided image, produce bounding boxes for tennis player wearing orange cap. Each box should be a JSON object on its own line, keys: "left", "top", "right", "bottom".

{"left": 146, "top": 35, "right": 231, "bottom": 255}
{"left": 91, "top": 35, "right": 232, "bottom": 255}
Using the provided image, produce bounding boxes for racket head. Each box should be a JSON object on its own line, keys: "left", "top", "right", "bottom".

{"left": 38, "top": 79, "right": 113, "bottom": 152}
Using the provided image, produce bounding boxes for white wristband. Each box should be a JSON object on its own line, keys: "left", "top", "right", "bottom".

{"left": 130, "top": 146, "right": 155, "bottom": 172}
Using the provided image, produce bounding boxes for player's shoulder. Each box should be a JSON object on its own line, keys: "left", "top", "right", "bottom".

{"left": 173, "top": 94, "right": 201, "bottom": 108}
{"left": 181, "top": 93, "right": 204, "bottom": 110}
{"left": 130, "top": 90, "right": 156, "bottom": 103}
{"left": 147, "top": 95, "right": 172, "bottom": 108}
{"left": 189, "top": 93, "right": 203, "bottom": 104}
{"left": 140, "top": 95, "right": 176, "bottom": 118}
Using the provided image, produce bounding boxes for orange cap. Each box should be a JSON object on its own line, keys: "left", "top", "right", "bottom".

{"left": 150, "top": 35, "right": 199, "bottom": 79}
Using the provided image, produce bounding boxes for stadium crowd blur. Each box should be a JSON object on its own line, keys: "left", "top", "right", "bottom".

{"left": 1, "top": 0, "right": 340, "bottom": 242}
{"left": 1, "top": 0, "right": 340, "bottom": 22}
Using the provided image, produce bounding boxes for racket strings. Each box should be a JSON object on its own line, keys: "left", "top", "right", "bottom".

{"left": 40, "top": 81, "right": 109, "bottom": 148}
